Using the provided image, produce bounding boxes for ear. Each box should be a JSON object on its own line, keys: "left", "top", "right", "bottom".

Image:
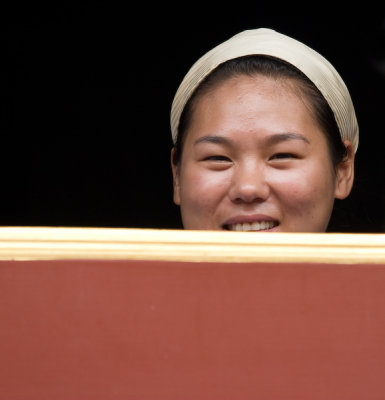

{"left": 170, "top": 147, "right": 181, "bottom": 205}
{"left": 334, "top": 140, "right": 355, "bottom": 200}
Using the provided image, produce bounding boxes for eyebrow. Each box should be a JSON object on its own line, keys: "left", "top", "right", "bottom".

{"left": 266, "top": 132, "right": 310, "bottom": 145}
{"left": 194, "top": 135, "right": 232, "bottom": 146}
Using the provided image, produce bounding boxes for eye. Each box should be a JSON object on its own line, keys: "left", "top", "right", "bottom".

{"left": 270, "top": 152, "right": 297, "bottom": 160}
{"left": 201, "top": 154, "right": 232, "bottom": 170}
{"left": 204, "top": 155, "right": 231, "bottom": 162}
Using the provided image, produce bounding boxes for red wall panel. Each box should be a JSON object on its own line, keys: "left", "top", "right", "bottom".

{"left": 1, "top": 259, "right": 385, "bottom": 399}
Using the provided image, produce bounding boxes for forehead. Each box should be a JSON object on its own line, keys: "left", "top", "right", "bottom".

{"left": 187, "top": 74, "right": 319, "bottom": 135}
{"left": 191, "top": 72, "right": 315, "bottom": 116}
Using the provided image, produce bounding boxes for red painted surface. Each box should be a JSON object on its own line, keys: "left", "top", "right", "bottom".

{"left": 1, "top": 259, "right": 385, "bottom": 399}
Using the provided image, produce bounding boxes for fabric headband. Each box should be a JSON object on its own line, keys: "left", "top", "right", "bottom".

{"left": 170, "top": 28, "right": 359, "bottom": 152}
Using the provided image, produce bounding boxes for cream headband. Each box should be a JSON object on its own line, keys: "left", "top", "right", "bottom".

{"left": 170, "top": 28, "right": 359, "bottom": 152}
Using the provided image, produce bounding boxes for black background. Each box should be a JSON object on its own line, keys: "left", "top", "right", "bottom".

{"left": 2, "top": 3, "right": 385, "bottom": 232}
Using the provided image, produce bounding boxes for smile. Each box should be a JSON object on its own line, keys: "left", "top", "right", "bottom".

{"left": 225, "top": 221, "right": 278, "bottom": 232}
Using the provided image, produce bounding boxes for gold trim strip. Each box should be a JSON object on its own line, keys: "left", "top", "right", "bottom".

{"left": 0, "top": 226, "right": 385, "bottom": 264}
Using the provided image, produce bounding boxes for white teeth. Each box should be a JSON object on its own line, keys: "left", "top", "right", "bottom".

{"left": 230, "top": 221, "right": 276, "bottom": 232}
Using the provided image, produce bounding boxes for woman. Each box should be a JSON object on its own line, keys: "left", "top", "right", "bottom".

{"left": 170, "top": 28, "right": 358, "bottom": 232}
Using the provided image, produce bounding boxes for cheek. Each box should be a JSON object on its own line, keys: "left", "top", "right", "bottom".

{"left": 179, "top": 168, "right": 229, "bottom": 208}
{"left": 178, "top": 167, "right": 230, "bottom": 230}
{"left": 273, "top": 166, "right": 336, "bottom": 211}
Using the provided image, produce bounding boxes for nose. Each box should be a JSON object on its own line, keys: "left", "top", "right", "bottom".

{"left": 228, "top": 161, "right": 270, "bottom": 203}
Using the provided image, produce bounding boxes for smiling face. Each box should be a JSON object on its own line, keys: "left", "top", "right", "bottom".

{"left": 171, "top": 74, "right": 354, "bottom": 232}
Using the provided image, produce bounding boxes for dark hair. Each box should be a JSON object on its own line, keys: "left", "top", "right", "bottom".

{"left": 172, "top": 55, "right": 347, "bottom": 170}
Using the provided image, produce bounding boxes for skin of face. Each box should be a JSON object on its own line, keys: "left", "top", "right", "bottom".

{"left": 171, "top": 75, "right": 355, "bottom": 232}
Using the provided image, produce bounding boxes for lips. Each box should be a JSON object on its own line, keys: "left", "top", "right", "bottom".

{"left": 222, "top": 215, "right": 279, "bottom": 232}
{"left": 225, "top": 221, "right": 278, "bottom": 231}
